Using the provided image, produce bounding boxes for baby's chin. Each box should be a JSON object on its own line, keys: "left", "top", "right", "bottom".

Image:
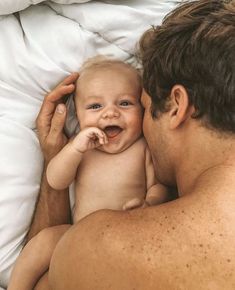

{"left": 97, "top": 133, "right": 143, "bottom": 154}
{"left": 97, "top": 143, "right": 130, "bottom": 154}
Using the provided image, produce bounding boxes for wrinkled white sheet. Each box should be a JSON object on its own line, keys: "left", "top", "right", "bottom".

{"left": 0, "top": 0, "right": 91, "bottom": 15}
{"left": 0, "top": 1, "right": 177, "bottom": 288}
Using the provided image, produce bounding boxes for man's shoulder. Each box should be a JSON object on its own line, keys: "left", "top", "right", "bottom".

{"left": 55, "top": 195, "right": 235, "bottom": 289}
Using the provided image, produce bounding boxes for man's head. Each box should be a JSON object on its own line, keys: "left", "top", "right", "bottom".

{"left": 140, "top": 0, "right": 235, "bottom": 133}
{"left": 75, "top": 56, "right": 143, "bottom": 153}
{"left": 139, "top": 0, "right": 235, "bottom": 187}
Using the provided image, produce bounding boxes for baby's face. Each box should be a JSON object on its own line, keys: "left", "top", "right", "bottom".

{"left": 75, "top": 64, "right": 143, "bottom": 153}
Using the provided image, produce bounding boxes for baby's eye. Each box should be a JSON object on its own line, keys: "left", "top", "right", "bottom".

{"left": 120, "top": 101, "right": 132, "bottom": 107}
{"left": 87, "top": 103, "right": 102, "bottom": 110}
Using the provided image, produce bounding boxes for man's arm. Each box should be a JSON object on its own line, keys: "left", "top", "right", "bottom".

{"left": 25, "top": 73, "right": 79, "bottom": 242}
{"left": 25, "top": 165, "right": 71, "bottom": 242}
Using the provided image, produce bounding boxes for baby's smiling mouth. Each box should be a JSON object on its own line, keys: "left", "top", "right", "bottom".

{"left": 103, "top": 126, "right": 123, "bottom": 139}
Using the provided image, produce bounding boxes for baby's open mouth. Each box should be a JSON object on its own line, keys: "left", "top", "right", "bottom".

{"left": 104, "top": 126, "right": 123, "bottom": 138}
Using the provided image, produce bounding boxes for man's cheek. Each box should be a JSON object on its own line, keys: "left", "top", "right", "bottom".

{"left": 142, "top": 116, "right": 147, "bottom": 137}
{"left": 143, "top": 113, "right": 150, "bottom": 136}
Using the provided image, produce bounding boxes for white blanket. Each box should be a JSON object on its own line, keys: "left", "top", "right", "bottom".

{"left": 0, "top": 1, "right": 177, "bottom": 288}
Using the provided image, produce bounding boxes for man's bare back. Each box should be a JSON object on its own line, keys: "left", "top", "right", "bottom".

{"left": 50, "top": 162, "right": 235, "bottom": 290}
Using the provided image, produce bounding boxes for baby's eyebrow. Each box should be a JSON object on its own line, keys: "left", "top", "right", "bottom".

{"left": 85, "top": 95, "right": 103, "bottom": 102}
{"left": 119, "top": 94, "right": 138, "bottom": 100}
{"left": 87, "top": 95, "right": 103, "bottom": 99}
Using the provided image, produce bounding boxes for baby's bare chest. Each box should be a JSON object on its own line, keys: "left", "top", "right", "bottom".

{"left": 73, "top": 141, "right": 147, "bottom": 221}
{"left": 76, "top": 142, "right": 146, "bottom": 189}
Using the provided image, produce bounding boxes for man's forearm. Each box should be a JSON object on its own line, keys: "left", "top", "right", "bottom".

{"left": 25, "top": 162, "right": 71, "bottom": 243}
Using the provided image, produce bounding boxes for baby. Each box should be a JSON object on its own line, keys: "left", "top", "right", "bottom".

{"left": 47, "top": 56, "right": 170, "bottom": 222}
{"left": 8, "top": 57, "right": 170, "bottom": 290}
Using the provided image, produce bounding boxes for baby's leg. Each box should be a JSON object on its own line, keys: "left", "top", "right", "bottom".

{"left": 7, "top": 224, "right": 70, "bottom": 290}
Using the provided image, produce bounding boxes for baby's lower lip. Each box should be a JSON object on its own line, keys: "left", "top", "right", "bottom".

{"left": 108, "top": 133, "right": 120, "bottom": 139}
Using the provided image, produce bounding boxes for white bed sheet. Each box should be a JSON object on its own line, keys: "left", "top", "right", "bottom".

{"left": 0, "top": 1, "right": 177, "bottom": 288}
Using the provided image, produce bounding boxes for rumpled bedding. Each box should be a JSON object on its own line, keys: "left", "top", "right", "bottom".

{"left": 0, "top": 1, "right": 176, "bottom": 288}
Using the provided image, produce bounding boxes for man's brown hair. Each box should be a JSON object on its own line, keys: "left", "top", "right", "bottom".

{"left": 140, "top": 0, "right": 235, "bottom": 133}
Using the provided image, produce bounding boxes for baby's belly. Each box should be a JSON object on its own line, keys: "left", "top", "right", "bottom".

{"left": 73, "top": 184, "right": 146, "bottom": 223}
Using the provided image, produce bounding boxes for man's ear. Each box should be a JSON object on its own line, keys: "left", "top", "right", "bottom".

{"left": 169, "top": 85, "right": 194, "bottom": 129}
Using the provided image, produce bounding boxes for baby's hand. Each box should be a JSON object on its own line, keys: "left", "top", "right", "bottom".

{"left": 145, "top": 184, "right": 172, "bottom": 206}
{"left": 71, "top": 127, "right": 108, "bottom": 153}
{"left": 122, "top": 198, "right": 145, "bottom": 211}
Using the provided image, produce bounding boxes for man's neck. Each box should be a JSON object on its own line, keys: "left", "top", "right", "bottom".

{"left": 175, "top": 127, "right": 235, "bottom": 197}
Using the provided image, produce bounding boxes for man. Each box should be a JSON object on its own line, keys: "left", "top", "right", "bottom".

{"left": 33, "top": 0, "right": 235, "bottom": 289}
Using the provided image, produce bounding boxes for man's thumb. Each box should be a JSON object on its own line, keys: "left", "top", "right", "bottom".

{"left": 50, "top": 104, "right": 67, "bottom": 136}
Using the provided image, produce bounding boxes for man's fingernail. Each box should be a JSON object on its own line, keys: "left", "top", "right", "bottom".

{"left": 57, "top": 104, "right": 64, "bottom": 114}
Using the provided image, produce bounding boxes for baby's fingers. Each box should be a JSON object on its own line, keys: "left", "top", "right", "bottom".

{"left": 122, "top": 198, "right": 144, "bottom": 211}
{"left": 95, "top": 131, "right": 108, "bottom": 145}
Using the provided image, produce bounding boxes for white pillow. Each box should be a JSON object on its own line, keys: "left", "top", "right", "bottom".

{"left": 0, "top": 0, "right": 91, "bottom": 15}
{"left": 0, "top": 118, "right": 43, "bottom": 288}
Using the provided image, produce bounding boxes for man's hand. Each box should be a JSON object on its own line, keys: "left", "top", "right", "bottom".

{"left": 25, "top": 73, "right": 79, "bottom": 242}
{"left": 36, "top": 73, "right": 79, "bottom": 162}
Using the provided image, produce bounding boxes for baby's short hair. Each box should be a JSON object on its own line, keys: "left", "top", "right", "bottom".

{"left": 79, "top": 55, "right": 141, "bottom": 78}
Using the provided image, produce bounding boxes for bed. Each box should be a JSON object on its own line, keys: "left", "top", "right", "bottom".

{"left": 0, "top": 1, "right": 177, "bottom": 288}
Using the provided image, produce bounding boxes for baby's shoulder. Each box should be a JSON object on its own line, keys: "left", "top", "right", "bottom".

{"left": 135, "top": 137, "right": 148, "bottom": 148}
{"left": 131, "top": 137, "right": 148, "bottom": 154}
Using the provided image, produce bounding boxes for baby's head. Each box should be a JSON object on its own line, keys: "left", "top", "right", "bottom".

{"left": 75, "top": 56, "right": 143, "bottom": 153}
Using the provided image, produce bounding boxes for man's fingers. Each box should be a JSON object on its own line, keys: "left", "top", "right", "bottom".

{"left": 47, "top": 84, "right": 74, "bottom": 103}
{"left": 36, "top": 73, "right": 79, "bottom": 141}
{"left": 36, "top": 105, "right": 53, "bottom": 144}
{"left": 49, "top": 72, "right": 79, "bottom": 102}
{"left": 49, "top": 104, "right": 67, "bottom": 138}
{"left": 46, "top": 72, "right": 79, "bottom": 103}
{"left": 37, "top": 83, "right": 74, "bottom": 125}
{"left": 61, "top": 72, "right": 79, "bottom": 85}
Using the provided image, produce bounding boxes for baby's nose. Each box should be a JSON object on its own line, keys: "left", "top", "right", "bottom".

{"left": 102, "top": 106, "right": 120, "bottom": 119}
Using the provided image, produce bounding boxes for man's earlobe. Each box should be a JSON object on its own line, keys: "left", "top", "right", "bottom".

{"left": 169, "top": 85, "right": 193, "bottom": 130}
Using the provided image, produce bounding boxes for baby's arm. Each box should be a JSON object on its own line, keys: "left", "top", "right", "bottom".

{"left": 47, "top": 127, "right": 108, "bottom": 190}
{"left": 145, "top": 146, "right": 171, "bottom": 206}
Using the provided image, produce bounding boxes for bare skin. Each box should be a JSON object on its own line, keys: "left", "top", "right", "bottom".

{"left": 27, "top": 76, "right": 235, "bottom": 290}
{"left": 47, "top": 65, "right": 169, "bottom": 222}
{"left": 26, "top": 73, "right": 79, "bottom": 241}
{"left": 25, "top": 73, "right": 79, "bottom": 290}
{"left": 25, "top": 81, "right": 235, "bottom": 290}
{"left": 50, "top": 182, "right": 235, "bottom": 290}
{"left": 48, "top": 88, "right": 235, "bottom": 289}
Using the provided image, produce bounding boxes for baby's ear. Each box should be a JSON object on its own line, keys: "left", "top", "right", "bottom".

{"left": 168, "top": 85, "right": 195, "bottom": 130}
